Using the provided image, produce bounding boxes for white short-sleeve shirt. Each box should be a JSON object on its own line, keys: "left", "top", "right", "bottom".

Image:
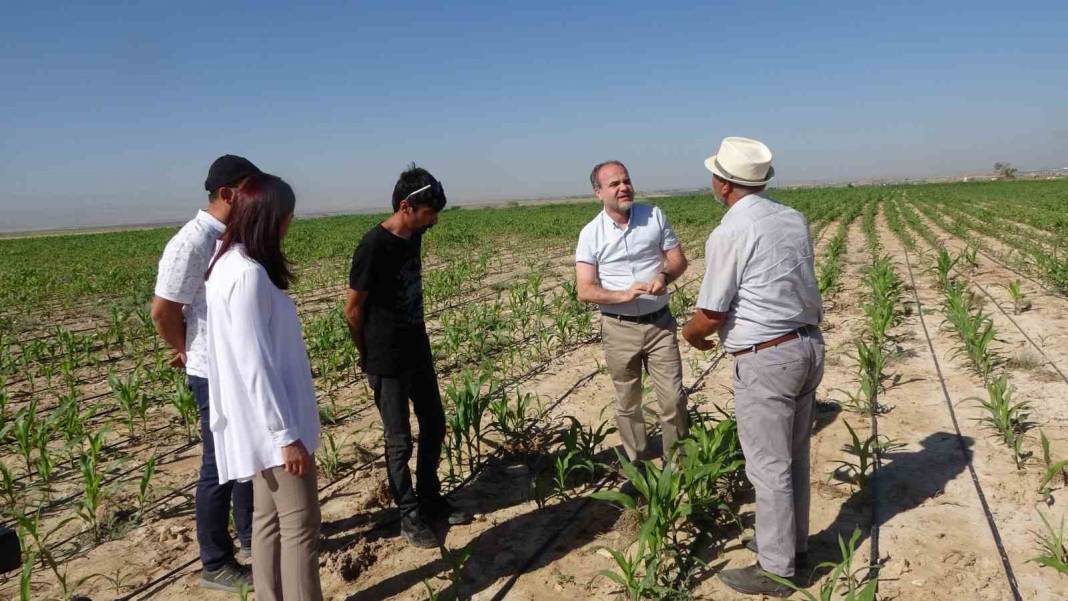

{"left": 153, "top": 210, "right": 225, "bottom": 378}
{"left": 696, "top": 194, "right": 822, "bottom": 352}
{"left": 575, "top": 202, "right": 680, "bottom": 316}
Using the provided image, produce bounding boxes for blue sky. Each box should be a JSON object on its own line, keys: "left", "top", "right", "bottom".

{"left": 1, "top": 1, "right": 1066, "bottom": 231}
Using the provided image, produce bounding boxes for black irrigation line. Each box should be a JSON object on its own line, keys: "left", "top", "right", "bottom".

{"left": 900, "top": 243, "right": 1023, "bottom": 601}
{"left": 489, "top": 351, "right": 728, "bottom": 601}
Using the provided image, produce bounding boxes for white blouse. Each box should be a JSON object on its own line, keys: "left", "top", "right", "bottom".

{"left": 205, "top": 246, "right": 320, "bottom": 483}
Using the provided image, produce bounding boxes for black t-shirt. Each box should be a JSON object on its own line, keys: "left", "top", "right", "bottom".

{"left": 348, "top": 225, "right": 433, "bottom": 376}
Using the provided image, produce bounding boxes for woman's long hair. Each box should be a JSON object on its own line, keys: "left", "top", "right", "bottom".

{"left": 207, "top": 173, "right": 296, "bottom": 289}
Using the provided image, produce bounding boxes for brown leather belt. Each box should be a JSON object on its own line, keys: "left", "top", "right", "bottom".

{"left": 731, "top": 330, "right": 801, "bottom": 357}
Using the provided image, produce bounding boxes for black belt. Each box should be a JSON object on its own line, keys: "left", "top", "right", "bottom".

{"left": 601, "top": 306, "right": 669, "bottom": 324}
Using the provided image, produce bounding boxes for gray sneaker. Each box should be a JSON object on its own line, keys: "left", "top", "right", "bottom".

{"left": 238, "top": 544, "right": 252, "bottom": 560}
{"left": 201, "top": 562, "right": 253, "bottom": 593}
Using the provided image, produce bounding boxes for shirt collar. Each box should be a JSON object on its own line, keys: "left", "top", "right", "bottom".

{"left": 601, "top": 207, "right": 633, "bottom": 231}
{"left": 726, "top": 193, "right": 761, "bottom": 215}
{"left": 196, "top": 209, "right": 226, "bottom": 235}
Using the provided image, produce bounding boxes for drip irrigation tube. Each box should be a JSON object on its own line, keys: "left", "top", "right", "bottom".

{"left": 901, "top": 244, "right": 1023, "bottom": 601}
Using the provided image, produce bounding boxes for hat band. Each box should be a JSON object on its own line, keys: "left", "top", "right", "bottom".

{"left": 714, "top": 158, "right": 769, "bottom": 184}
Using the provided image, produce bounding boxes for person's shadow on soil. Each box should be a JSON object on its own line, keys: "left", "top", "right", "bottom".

{"left": 796, "top": 431, "right": 973, "bottom": 586}
{"left": 343, "top": 447, "right": 625, "bottom": 601}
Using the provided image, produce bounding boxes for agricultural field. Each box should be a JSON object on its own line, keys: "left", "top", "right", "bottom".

{"left": 1, "top": 178, "right": 1068, "bottom": 600}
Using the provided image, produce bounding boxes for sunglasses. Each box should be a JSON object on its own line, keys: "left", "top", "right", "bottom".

{"left": 403, "top": 180, "right": 444, "bottom": 202}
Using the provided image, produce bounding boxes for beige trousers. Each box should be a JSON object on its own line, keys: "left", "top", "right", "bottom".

{"left": 252, "top": 465, "right": 323, "bottom": 601}
{"left": 601, "top": 311, "right": 688, "bottom": 462}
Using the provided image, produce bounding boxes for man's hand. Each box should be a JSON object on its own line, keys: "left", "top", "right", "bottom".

{"left": 619, "top": 282, "right": 652, "bottom": 303}
{"left": 682, "top": 308, "right": 728, "bottom": 351}
{"left": 647, "top": 273, "right": 668, "bottom": 296}
{"left": 682, "top": 325, "right": 717, "bottom": 351}
{"left": 281, "top": 440, "right": 313, "bottom": 477}
{"left": 168, "top": 350, "right": 187, "bottom": 368}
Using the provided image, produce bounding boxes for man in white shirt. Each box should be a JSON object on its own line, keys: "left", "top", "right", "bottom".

{"left": 576, "top": 161, "right": 689, "bottom": 464}
{"left": 151, "top": 154, "right": 260, "bottom": 593}
{"left": 682, "top": 137, "right": 824, "bottom": 597}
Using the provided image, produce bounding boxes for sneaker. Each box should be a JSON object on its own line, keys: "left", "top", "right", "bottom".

{"left": 237, "top": 543, "right": 252, "bottom": 560}
{"left": 401, "top": 514, "right": 439, "bottom": 549}
{"left": 424, "top": 498, "right": 473, "bottom": 526}
{"left": 718, "top": 563, "right": 795, "bottom": 597}
{"left": 201, "top": 561, "right": 253, "bottom": 593}
{"left": 743, "top": 536, "right": 808, "bottom": 568}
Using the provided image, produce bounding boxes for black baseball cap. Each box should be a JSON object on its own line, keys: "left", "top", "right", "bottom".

{"left": 204, "top": 155, "right": 262, "bottom": 192}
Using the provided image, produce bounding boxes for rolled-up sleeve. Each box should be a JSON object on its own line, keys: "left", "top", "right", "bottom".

{"left": 227, "top": 269, "right": 300, "bottom": 447}
{"left": 696, "top": 228, "right": 741, "bottom": 312}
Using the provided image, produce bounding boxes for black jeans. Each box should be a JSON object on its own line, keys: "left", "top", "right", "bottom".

{"left": 189, "top": 375, "right": 253, "bottom": 571}
{"left": 368, "top": 365, "right": 446, "bottom": 518}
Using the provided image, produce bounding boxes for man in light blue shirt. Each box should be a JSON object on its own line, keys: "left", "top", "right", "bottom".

{"left": 576, "top": 160, "right": 689, "bottom": 463}
{"left": 683, "top": 137, "right": 824, "bottom": 597}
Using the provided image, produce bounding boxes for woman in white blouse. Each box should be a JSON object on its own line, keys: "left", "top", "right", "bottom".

{"left": 205, "top": 173, "right": 322, "bottom": 601}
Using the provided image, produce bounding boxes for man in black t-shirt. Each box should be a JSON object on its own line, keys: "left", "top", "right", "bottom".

{"left": 344, "top": 164, "right": 471, "bottom": 548}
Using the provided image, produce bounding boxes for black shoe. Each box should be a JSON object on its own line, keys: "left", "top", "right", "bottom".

{"left": 743, "top": 536, "right": 808, "bottom": 568}
{"left": 718, "top": 564, "right": 795, "bottom": 597}
{"left": 401, "top": 514, "right": 439, "bottom": 549}
{"left": 201, "top": 561, "right": 253, "bottom": 593}
{"left": 424, "top": 497, "right": 473, "bottom": 526}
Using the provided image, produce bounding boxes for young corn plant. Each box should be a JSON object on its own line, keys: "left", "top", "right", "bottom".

{"left": 765, "top": 528, "right": 879, "bottom": 601}
{"left": 170, "top": 375, "right": 199, "bottom": 442}
{"left": 445, "top": 369, "right": 500, "bottom": 473}
{"left": 1038, "top": 430, "right": 1068, "bottom": 505}
{"left": 831, "top": 421, "right": 904, "bottom": 490}
{"left": 1006, "top": 279, "right": 1031, "bottom": 314}
{"left": 488, "top": 390, "right": 546, "bottom": 456}
{"left": 109, "top": 368, "right": 147, "bottom": 436}
{"left": 593, "top": 454, "right": 700, "bottom": 596}
{"left": 12, "top": 401, "right": 39, "bottom": 474}
{"left": 319, "top": 430, "right": 343, "bottom": 482}
{"left": 969, "top": 375, "right": 1032, "bottom": 468}
{"left": 77, "top": 429, "right": 108, "bottom": 539}
{"left": 932, "top": 247, "right": 959, "bottom": 290}
{"left": 136, "top": 454, "right": 157, "bottom": 521}
{"left": 960, "top": 244, "right": 979, "bottom": 270}
{"left": 1031, "top": 511, "right": 1068, "bottom": 575}
{"left": 676, "top": 410, "right": 745, "bottom": 516}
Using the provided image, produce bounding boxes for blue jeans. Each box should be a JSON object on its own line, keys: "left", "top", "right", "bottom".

{"left": 189, "top": 375, "right": 253, "bottom": 571}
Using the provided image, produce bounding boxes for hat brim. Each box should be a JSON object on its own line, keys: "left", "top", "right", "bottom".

{"left": 703, "top": 155, "right": 774, "bottom": 186}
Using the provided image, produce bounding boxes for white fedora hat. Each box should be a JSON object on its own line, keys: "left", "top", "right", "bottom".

{"left": 703, "top": 136, "right": 775, "bottom": 186}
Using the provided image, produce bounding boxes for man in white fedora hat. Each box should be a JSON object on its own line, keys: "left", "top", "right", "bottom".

{"left": 682, "top": 137, "right": 824, "bottom": 597}
{"left": 575, "top": 160, "right": 689, "bottom": 465}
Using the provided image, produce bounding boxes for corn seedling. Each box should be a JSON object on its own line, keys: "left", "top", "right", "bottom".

{"left": 960, "top": 244, "right": 979, "bottom": 270}
{"left": 831, "top": 421, "right": 903, "bottom": 489}
{"left": 1038, "top": 430, "right": 1068, "bottom": 505}
{"left": 1006, "top": 279, "right": 1031, "bottom": 314}
{"left": 77, "top": 429, "right": 108, "bottom": 539}
{"left": 136, "top": 454, "right": 157, "bottom": 521}
{"left": 109, "top": 367, "right": 147, "bottom": 435}
{"left": 170, "top": 375, "right": 199, "bottom": 442}
{"left": 969, "top": 375, "right": 1032, "bottom": 468}
{"left": 764, "top": 528, "right": 879, "bottom": 601}
{"left": 932, "top": 247, "right": 959, "bottom": 290}
{"left": 1031, "top": 511, "right": 1068, "bottom": 575}
{"left": 319, "top": 430, "right": 343, "bottom": 481}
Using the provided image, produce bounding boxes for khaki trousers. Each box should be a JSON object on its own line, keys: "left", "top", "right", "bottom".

{"left": 252, "top": 465, "right": 323, "bottom": 601}
{"left": 733, "top": 327, "right": 825, "bottom": 577}
{"left": 601, "top": 311, "right": 688, "bottom": 462}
